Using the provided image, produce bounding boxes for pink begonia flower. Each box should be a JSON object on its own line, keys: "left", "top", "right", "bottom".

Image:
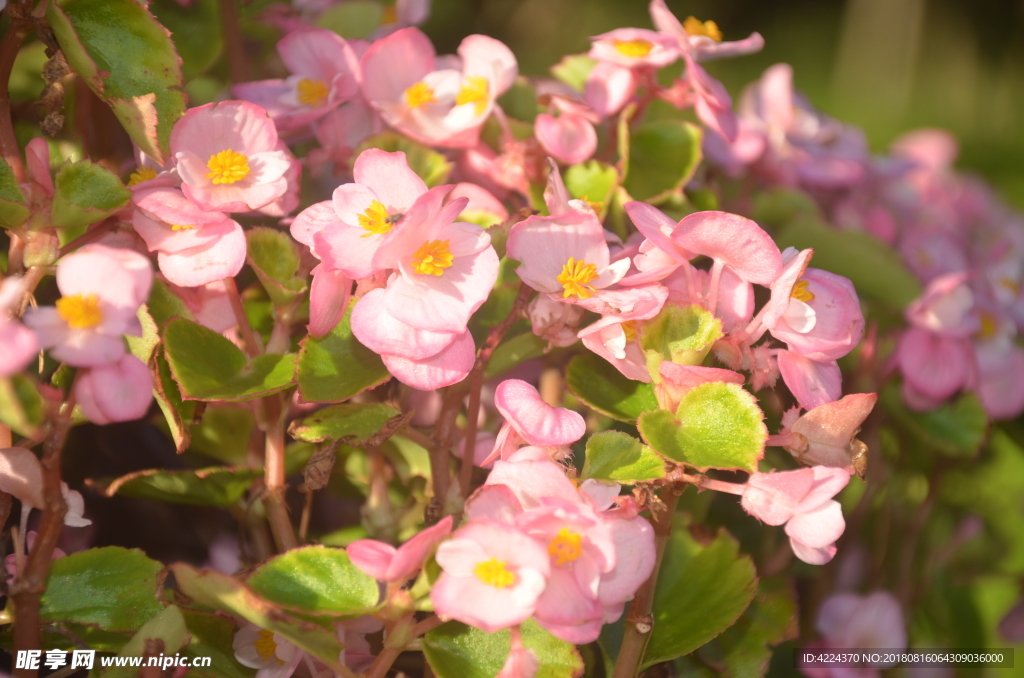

{"left": 702, "top": 118, "right": 766, "bottom": 176}
{"left": 6, "top": 531, "right": 66, "bottom": 582}
{"left": 648, "top": 0, "right": 764, "bottom": 63}
{"left": 0, "top": 448, "right": 91, "bottom": 528}
{"left": 496, "top": 627, "right": 539, "bottom": 678}
{"left": 780, "top": 393, "right": 877, "bottom": 471}
{"left": 485, "top": 379, "right": 586, "bottom": 463}
{"left": 485, "top": 447, "right": 580, "bottom": 510}
{"left": 663, "top": 264, "right": 754, "bottom": 332}
{"left": 904, "top": 271, "right": 977, "bottom": 336}
{"left": 125, "top": 144, "right": 178, "bottom": 192}
{"left": 975, "top": 340, "right": 1024, "bottom": 420}
{"left": 233, "top": 623, "right": 305, "bottom": 678}
{"left": 232, "top": 27, "right": 359, "bottom": 132}
{"left": 449, "top": 182, "right": 509, "bottom": 227}
{"left": 168, "top": 280, "right": 236, "bottom": 333}
{"left": 517, "top": 498, "right": 617, "bottom": 643}
{"left": 132, "top": 187, "right": 246, "bottom": 287}
{"left": 588, "top": 28, "right": 679, "bottom": 69}
{"left": 578, "top": 285, "right": 669, "bottom": 383}
{"left": 292, "top": 149, "right": 428, "bottom": 280}
{"left": 896, "top": 327, "right": 976, "bottom": 404}
{"left": 584, "top": 61, "right": 637, "bottom": 117}
{"left": 671, "top": 210, "right": 782, "bottom": 287}
{"left": 655, "top": 362, "right": 745, "bottom": 412}
{"left": 336, "top": 616, "right": 384, "bottom": 673}
{"left": 307, "top": 100, "right": 385, "bottom": 178}
{"left": 801, "top": 592, "right": 906, "bottom": 678}
{"left": 899, "top": 228, "right": 968, "bottom": 285}
{"left": 75, "top": 354, "right": 154, "bottom": 425}
{"left": 767, "top": 267, "right": 864, "bottom": 362}
{"left": 432, "top": 519, "right": 550, "bottom": 633}
{"left": 368, "top": 187, "right": 499, "bottom": 334}
{"left": 348, "top": 515, "right": 453, "bottom": 583}
{"left": 742, "top": 466, "right": 850, "bottom": 565}
{"left": 382, "top": 328, "right": 476, "bottom": 390}
{"left": 24, "top": 244, "right": 152, "bottom": 367}
{"left": 171, "top": 100, "right": 292, "bottom": 212}
{"left": 597, "top": 508, "right": 656, "bottom": 622}
{"left": 0, "top": 276, "right": 38, "bottom": 378}
{"left": 361, "top": 28, "right": 517, "bottom": 148}
{"left": 663, "top": 55, "right": 738, "bottom": 141}
{"left": 528, "top": 294, "right": 585, "bottom": 349}
{"left": 777, "top": 350, "right": 841, "bottom": 411}
{"left": 534, "top": 112, "right": 597, "bottom": 166}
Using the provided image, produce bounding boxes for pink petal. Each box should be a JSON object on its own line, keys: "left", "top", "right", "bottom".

{"left": 597, "top": 516, "right": 656, "bottom": 606}
{"left": 360, "top": 27, "right": 436, "bottom": 111}
{"left": 170, "top": 100, "right": 280, "bottom": 159}
{"left": 796, "top": 467, "right": 852, "bottom": 513}
{"left": 279, "top": 27, "right": 359, "bottom": 101}
{"left": 308, "top": 265, "right": 351, "bottom": 338}
{"left": 352, "top": 149, "right": 428, "bottom": 213}
{"left": 494, "top": 379, "right": 586, "bottom": 447}
{"left": 158, "top": 220, "right": 247, "bottom": 287}
{"left": 897, "top": 328, "right": 973, "bottom": 401}
{"left": 384, "top": 514, "right": 453, "bottom": 581}
{"left": 777, "top": 350, "right": 841, "bottom": 411}
{"left": 485, "top": 448, "right": 579, "bottom": 509}
{"left": 346, "top": 540, "right": 399, "bottom": 581}
{"left": 382, "top": 329, "right": 476, "bottom": 389}
{"left": 671, "top": 211, "right": 782, "bottom": 285}
{"left": 785, "top": 500, "right": 845, "bottom": 549}
{"left": 789, "top": 539, "right": 837, "bottom": 566}
{"left": 351, "top": 288, "right": 460, "bottom": 360}
{"left": 0, "top": 447, "right": 45, "bottom": 509}
{"left": 0, "top": 322, "right": 38, "bottom": 378}
{"left": 506, "top": 210, "right": 609, "bottom": 295}
{"left": 534, "top": 113, "right": 597, "bottom": 166}
{"left": 741, "top": 468, "right": 813, "bottom": 526}
{"left": 290, "top": 199, "right": 340, "bottom": 251}
{"left": 133, "top": 187, "right": 229, "bottom": 230}
{"left": 76, "top": 354, "right": 154, "bottom": 425}
{"left": 133, "top": 210, "right": 237, "bottom": 255}
{"left": 624, "top": 201, "right": 692, "bottom": 265}
{"left": 459, "top": 34, "right": 518, "bottom": 96}
{"left": 585, "top": 62, "right": 636, "bottom": 117}
{"left": 789, "top": 393, "right": 878, "bottom": 468}
{"left": 465, "top": 484, "right": 524, "bottom": 523}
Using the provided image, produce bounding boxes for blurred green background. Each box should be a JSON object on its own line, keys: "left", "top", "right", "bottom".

{"left": 422, "top": 0, "right": 1024, "bottom": 208}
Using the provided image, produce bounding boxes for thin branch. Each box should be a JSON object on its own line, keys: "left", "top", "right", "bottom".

{"left": 56, "top": 217, "right": 119, "bottom": 258}
{"left": 223, "top": 277, "right": 262, "bottom": 358}
{"left": 262, "top": 394, "right": 297, "bottom": 552}
{"left": 218, "top": 0, "right": 249, "bottom": 83}
{"left": 0, "top": 5, "right": 30, "bottom": 183}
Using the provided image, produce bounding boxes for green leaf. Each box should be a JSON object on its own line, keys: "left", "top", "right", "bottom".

{"left": 550, "top": 54, "right": 596, "bottom": 92}
{"left": 247, "top": 227, "right": 307, "bottom": 307}
{"left": 485, "top": 332, "right": 549, "bottom": 380}
{"left": 771, "top": 215, "right": 922, "bottom": 310}
{"left": 566, "top": 352, "right": 658, "bottom": 423}
{"left": 41, "top": 547, "right": 165, "bottom": 632}
{"left": 564, "top": 161, "right": 619, "bottom": 221}
{"left": 50, "top": 160, "right": 131, "bottom": 229}
{"left": 170, "top": 564, "right": 347, "bottom": 674}
{"left": 624, "top": 120, "right": 702, "bottom": 203}
{"left": 150, "top": 0, "right": 222, "bottom": 81}
{"left": 0, "top": 158, "right": 29, "bottom": 229}
{"left": 246, "top": 545, "right": 380, "bottom": 618}
{"left": 48, "top": 0, "right": 186, "bottom": 164}
{"left": 496, "top": 77, "right": 539, "bottom": 123}
{"left": 0, "top": 375, "right": 45, "bottom": 438}
{"left": 700, "top": 577, "right": 798, "bottom": 678}
{"left": 148, "top": 278, "right": 195, "bottom": 325}
{"left": 163, "top": 318, "right": 296, "bottom": 402}
{"left": 104, "top": 606, "right": 190, "bottom": 678}
{"left": 357, "top": 132, "right": 452, "bottom": 187}
{"left": 315, "top": 0, "right": 382, "bottom": 39}
{"left": 638, "top": 383, "right": 766, "bottom": 472}
{"left": 632, "top": 518, "right": 756, "bottom": 670}
{"left": 189, "top": 405, "right": 254, "bottom": 465}
{"left": 89, "top": 466, "right": 262, "bottom": 507}
{"left": 424, "top": 619, "right": 584, "bottom": 678}
{"left": 582, "top": 430, "right": 666, "bottom": 483}
{"left": 181, "top": 609, "right": 256, "bottom": 678}
{"left": 153, "top": 347, "right": 197, "bottom": 453}
{"left": 296, "top": 303, "right": 390, "bottom": 403}
{"left": 881, "top": 385, "right": 987, "bottom": 457}
{"left": 288, "top": 402, "right": 402, "bottom": 444}
{"left": 640, "top": 304, "right": 723, "bottom": 376}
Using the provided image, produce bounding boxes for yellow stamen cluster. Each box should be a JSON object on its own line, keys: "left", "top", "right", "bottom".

{"left": 456, "top": 75, "right": 490, "bottom": 116}
{"left": 56, "top": 294, "right": 102, "bottom": 329}
{"left": 253, "top": 629, "right": 279, "bottom": 664}
{"left": 170, "top": 224, "right": 197, "bottom": 231}
{"left": 474, "top": 558, "right": 515, "bottom": 588}
{"left": 979, "top": 313, "right": 998, "bottom": 340}
{"left": 206, "top": 149, "right": 250, "bottom": 185}
{"left": 613, "top": 39, "right": 654, "bottom": 58}
{"left": 622, "top": 320, "right": 639, "bottom": 343}
{"left": 296, "top": 78, "right": 330, "bottom": 107}
{"left": 791, "top": 279, "right": 816, "bottom": 303}
{"left": 358, "top": 200, "right": 395, "bottom": 237}
{"left": 404, "top": 81, "right": 437, "bottom": 108}
{"left": 412, "top": 239, "right": 454, "bottom": 276}
{"left": 548, "top": 528, "right": 583, "bottom": 566}
{"left": 557, "top": 257, "right": 599, "bottom": 299}
{"left": 683, "top": 16, "right": 723, "bottom": 42}
{"left": 127, "top": 166, "right": 158, "bottom": 187}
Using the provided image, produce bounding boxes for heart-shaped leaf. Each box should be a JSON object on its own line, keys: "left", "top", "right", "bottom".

{"left": 245, "top": 546, "right": 380, "bottom": 617}
{"left": 296, "top": 304, "right": 390, "bottom": 403}
{"left": 247, "top": 227, "right": 307, "bottom": 307}
{"left": 163, "top": 318, "right": 296, "bottom": 402}
{"left": 624, "top": 120, "right": 702, "bottom": 203}
{"left": 582, "top": 430, "right": 666, "bottom": 483}
{"left": 638, "top": 382, "right": 766, "bottom": 472}
{"left": 88, "top": 466, "right": 262, "bottom": 507}
{"left": 50, "top": 160, "right": 131, "bottom": 229}
{"left": 566, "top": 351, "right": 658, "bottom": 423}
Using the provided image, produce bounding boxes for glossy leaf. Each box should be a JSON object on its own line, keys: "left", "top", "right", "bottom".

{"left": 358, "top": 132, "right": 452, "bottom": 187}
{"left": 424, "top": 619, "right": 584, "bottom": 678}
{"left": 189, "top": 405, "right": 254, "bottom": 465}
{"left": 163, "top": 317, "right": 296, "bottom": 402}
{"left": 640, "top": 304, "right": 723, "bottom": 373}
{"left": 170, "top": 564, "right": 347, "bottom": 673}
{"left": 181, "top": 609, "right": 256, "bottom": 678}
{"left": 150, "top": 0, "right": 222, "bottom": 81}
{"left": 148, "top": 278, "right": 196, "bottom": 325}
{"left": 296, "top": 304, "right": 390, "bottom": 403}
{"left": 638, "top": 383, "right": 767, "bottom": 472}
{"left": 624, "top": 120, "right": 702, "bottom": 203}
{"left": 247, "top": 227, "right": 306, "bottom": 307}
{"left": 565, "top": 160, "right": 619, "bottom": 220}
{"left": 288, "top": 402, "right": 402, "bottom": 444}
{"left": 582, "top": 430, "right": 666, "bottom": 483}
{"left": 882, "top": 385, "right": 987, "bottom": 458}
{"left": 566, "top": 352, "right": 658, "bottom": 423}
{"left": 89, "top": 466, "right": 263, "bottom": 506}
{"left": 105, "top": 606, "right": 190, "bottom": 678}
{"left": 50, "top": 160, "right": 131, "bottom": 229}
{"left": 0, "top": 158, "right": 29, "bottom": 229}
{"left": 246, "top": 545, "right": 380, "bottom": 617}
{"left": 41, "top": 547, "right": 165, "bottom": 632}
{"left": 47, "top": 0, "right": 186, "bottom": 164}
